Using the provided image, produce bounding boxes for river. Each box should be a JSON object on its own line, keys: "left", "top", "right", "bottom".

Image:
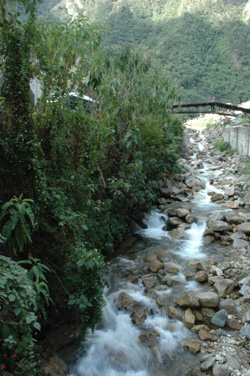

{"left": 67, "top": 143, "right": 229, "bottom": 376}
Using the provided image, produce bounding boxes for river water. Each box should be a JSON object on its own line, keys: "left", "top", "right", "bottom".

{"left": 68, "top": 156, "right": 228, "bottom": 376}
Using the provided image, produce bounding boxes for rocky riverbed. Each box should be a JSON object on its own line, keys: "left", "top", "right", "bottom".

{"left": 38, "top": 125, "right": 250, "bottom": 376}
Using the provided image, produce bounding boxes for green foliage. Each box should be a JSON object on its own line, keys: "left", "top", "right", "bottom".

{"left": 0, "top": 256, "right": 52, "bottom": 374}
{"left": 45, "top": 0, "right": 250, "bottom": 101}
{"left": 0, "top": 194, "right": 35, "bottom": 255}
{"left": 0, "top": 1, "right": 184, "bottom": 367}
{"left": 214, "top": 138, "right": 234, "bottom": 154}
{"left": 66, "top": 246, "right": 105, "bottom": 331}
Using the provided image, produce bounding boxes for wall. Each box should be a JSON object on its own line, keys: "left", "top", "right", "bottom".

{"left": 223, "top": 125, "right": 250, "bottom": 156}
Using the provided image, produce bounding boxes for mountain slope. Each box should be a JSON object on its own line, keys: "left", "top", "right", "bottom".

{"left": 38, "top": 0, "right": 250, "bottom": 101}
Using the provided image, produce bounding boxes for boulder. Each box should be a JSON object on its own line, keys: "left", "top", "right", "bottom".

{"left": 167, "top": 306, "right": 183, "bottom": 320}
{"left": 200, "top": 356, "right": 216, "bottom": 371}
{"left": 203, "top": 235, "right": 215, "bottom": 244}
{"left": 211, "top": 193, "right": 224, "bottom": 202}
{"left": 236, "top": 222, "right": 250, "bottom": 235}
{"left": 167, "top": 216, "right": 183, "bottom": 228}
{"left": 226, "top": 213, "right": 245, "bottom": 225}
{"left": 139, "top": 329, "right": 160, "bottom": 348}
{"left": 142, "top": 277, "right": 156, "bottom": 289}
{"left": 214, "top": 279, "right": 235, "bottom": 298}
{"left": 224, "top": 186, "right": 234, "bottom": 196}
{"left": 211, "top": 309, "right": 228, "bottom": 327}
{"left": 39, "top": 357, "right": 68, "bottom": 376}
{"left": 184, "top": 308, "right": 195, "bottom": 328}
{"left": 233, "top": 239, "right": 249, "bottom": 249}
{"left": 148, "top": 260, "right": 165, "bottom": 273}
{"left": 130, "top": 306, "right": 147, "bottom": 326}
{"left": 230, "top": 231, "right": 247, "bottom": 240}
{"left": 240, "top": 324, "right": 250, "bottom": 340}
{"left": 168, "top": 227, "right": 188, "bottom": 239}
{"left": 212, "top": 364, "right": 231, "bottom": 376}
{"left": 183, "top": 338, "right": 201, "bottom": 354}
{"left": 144, "top": 253, "right": 158, "bottom": 263}
{"left": 176, "top": 208, "right": 190, "bottom": 218}
{"left": 206, "top": 219, "right": 230, "bottom": 232}
{"left": 239, "top": 284, "right": 250, "bottom": 299}
{"left": 219, "top": 298, "right": 237, "bottom": 314}
{"left": 186, "top": 213, "right": 196, "bottom": 224}
{"left": 195, "top": 271, "right": 208, "bottom": 282}
{"left": 196, "top": 292, "right": 220, "bottom": 308}
{"left": 176, "top": 293, "right": 200, "bottom": 308}
{"left": 116, "top": 291, "right": 135, "bottom": 310}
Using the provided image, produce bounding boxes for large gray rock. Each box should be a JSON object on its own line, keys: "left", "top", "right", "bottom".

{"left": 211, "top": 309, "right": 228, "bottom": 327}
{"left": 200, "top": 356, "right": 216, "bottom": 371}
{"left": 214, "top": 279, "right": 235, "bottom": 298}
{"left": 196, "top": 292, "right": 220, "bottom": 308}
{"left": 206, "top": 219, "right": 230, "bottom": 232}
{"left": 240, "top": 324, "right": 250, "bottom": 340}
{"left": 230, "top": 231, "right": 247, "bottom": 240}
{"left": 186, "top": 213, "right": 196, "bottom": 224}
{"left": 219, "top": 298, "right": 237, "bottom": 314}
{"left": 226, "top": 354, "right": 241, "bottom": 370}
{"left": 212, "top": 364, "right": 231, "bottom": 376}
{"left": 224, "top": 186, "right": 234, "bottom": 197}
{"left": 176, "top": 208, "right": 190, "bottom": 218}
{"left": 167, "top": 216, "right": 183, "bottom": 227}
{"left": 239, "top": 284, "right": 250, "bottom": 299}
{"left": 226, "top": 213, "right": 245, "bottom": 225}
{"left": 233, "top": 238, "right": 249, "bottom": 249}
{"left": 236, "top": 222, "right": 250, "bottom": 235}
{"left": 168, "top": 227, "right": 188, "bottom": 239}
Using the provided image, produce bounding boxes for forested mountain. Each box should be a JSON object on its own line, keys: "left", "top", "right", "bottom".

{"left": 37, "top": 0, "right": 250, "bottom": 101}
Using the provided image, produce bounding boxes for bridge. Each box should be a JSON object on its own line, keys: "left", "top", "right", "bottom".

{"left": 171, "top": 101, "right": 250, "bottom": 117}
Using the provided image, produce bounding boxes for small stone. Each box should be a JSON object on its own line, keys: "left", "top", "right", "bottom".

{"left": 228, "top": 318, "right": 242, "bottom": 330}
{"left": 142, "top": 277, "right": 156, "bottom": 289}
{"left": 198, "top": 330, "right": 213, "bottom": 341}
{"left": 166, "top": 266, "right": 179, "bottom": 274}
{"left": 184, "top": 308, "right": 196, "bottom": 328}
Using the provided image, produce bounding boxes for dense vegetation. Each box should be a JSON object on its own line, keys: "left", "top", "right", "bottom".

{"left": 0, "top": 0, "right": 183, "bottom": 373}
{"left": 38, "top": 0, "right": 250, "bottom": 102}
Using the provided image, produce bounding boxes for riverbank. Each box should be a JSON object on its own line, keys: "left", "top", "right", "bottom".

{"left": 38, "top": 124, "right": 250, "bottom": 376}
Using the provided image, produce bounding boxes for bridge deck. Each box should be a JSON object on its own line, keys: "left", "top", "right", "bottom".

{"left": 171, "top": 101, "right": 250, "bottom": 116}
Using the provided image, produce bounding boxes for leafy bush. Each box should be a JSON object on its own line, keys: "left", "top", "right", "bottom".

{"left": 0, "top": 194, "right": 35, "bottom": 255}
{"left": 214, "top": 138, "right": 234, "bottom": 153}
{"left": 0, "top": 256, "right": 52, "bottom": 374}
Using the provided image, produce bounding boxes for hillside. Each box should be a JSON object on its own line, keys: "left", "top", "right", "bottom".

{"left": 37, "top": 0, "right": 250, "bottom": 101}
